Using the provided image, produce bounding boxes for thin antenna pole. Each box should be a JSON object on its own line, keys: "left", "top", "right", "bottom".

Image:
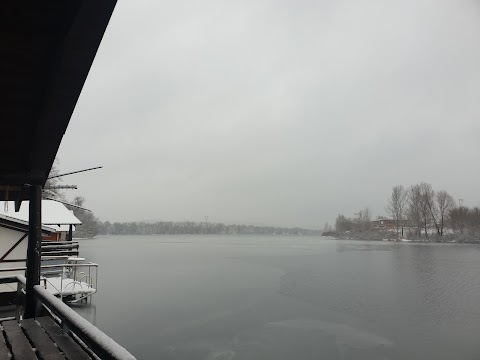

{"left": 48, "top": 166, "right": 103, "bottom": 179}
{"left": 42, "top": 197, "right": 92, "bottom": 212}
{"left": 43, "top": 185, "right": 78, "bottom": 190}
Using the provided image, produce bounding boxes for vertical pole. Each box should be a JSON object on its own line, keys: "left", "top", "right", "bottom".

{"left": 25, "top": 185, "right": 42, "bottom": 319}
{"left": 15, "top": 282, "right": 22, "bottom": 320}
{"left": 68, "top": 224, "right": 73, "bottom": 241}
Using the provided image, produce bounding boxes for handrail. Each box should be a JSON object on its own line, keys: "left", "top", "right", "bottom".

{"left": 42, "top": 263, "right": 99, "bottom": 269}
{"left": 0, "top": 275, "right": 136, "bottom": 360}
{"left": 0, "top": 274, "right": 24, "bottom": 285}
{"left": 0, "top": 263, "right": 99, "bottom": 272}
{"left": 34, "top": 285, "right": 136, "bottom": 360}
{"left": 0, "top": 267, "right": 27, "bottom": 272}
{"left": 42, "top": 255, "right": 73, "bottom": 260}
{"left": 42, "top": 241, "right": 79, "bottom": 245}
{"left": 41, "top": 244, "right": 79, "bottom": 250}
{"left": 39, "top": 250, "right": 79, "bottom": 256}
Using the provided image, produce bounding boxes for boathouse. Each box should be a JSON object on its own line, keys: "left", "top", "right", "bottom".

{"left": 0, "top": 201, "right": 82, "bottom": 242}
{"left": 0, "top": 215, "right": 56, "bottom": 278}
{"left": 0, "top": 1, "right": 136, "bottom": 358}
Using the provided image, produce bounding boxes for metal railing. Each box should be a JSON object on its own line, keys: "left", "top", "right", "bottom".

{"left": 41, "top": 262, "right": 98, "bottom": 303}
{"left": 0, "top": 274, "right": 136, "bottom": 360}
{"left": 0, "top": 262, "right": 98, "bottom": 302}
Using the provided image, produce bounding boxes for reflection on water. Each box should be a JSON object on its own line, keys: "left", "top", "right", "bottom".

{"left": 73, "top": 236, "right": 480, "bottom": 359}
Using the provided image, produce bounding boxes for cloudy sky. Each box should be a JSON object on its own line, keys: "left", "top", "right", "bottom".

{"left": 57, "top": 0, "right": 480, "bottom": 229}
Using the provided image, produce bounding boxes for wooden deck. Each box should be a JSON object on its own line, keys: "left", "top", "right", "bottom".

{"left": 0, "top": 316, "right": 90, "bottom": 360}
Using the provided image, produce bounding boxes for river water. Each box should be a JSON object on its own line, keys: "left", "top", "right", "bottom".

{"left": 73, "top": 235, "right": 480, "bottom": 359}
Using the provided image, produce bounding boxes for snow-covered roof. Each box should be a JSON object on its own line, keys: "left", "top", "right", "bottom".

{"left": 0, "top": 200, "right": 81, "bottom": 225}
{"left": 0, "top": 213, "right": 57, "bottom": 233}
{"left": 50, "top": 224, "right": 76, "bottom": 232}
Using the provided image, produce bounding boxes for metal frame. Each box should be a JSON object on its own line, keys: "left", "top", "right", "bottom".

{"left": 0, "top": 262, "right": 99, "bottom": 303}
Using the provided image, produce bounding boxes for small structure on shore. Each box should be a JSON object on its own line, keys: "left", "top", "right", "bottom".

{"left": 371, "top": 219, "right": 409, "bottom": 230}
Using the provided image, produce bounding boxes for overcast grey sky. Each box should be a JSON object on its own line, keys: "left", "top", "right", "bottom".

{"left": 57, "top": 0, "right": 480, "bottom": 228}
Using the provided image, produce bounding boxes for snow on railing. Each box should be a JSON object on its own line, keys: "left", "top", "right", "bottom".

{"left": 0, "top": 274, "right": 136, "bottom": 360}
{"left": 0, "top": 261, "right": 98, "bottom": 302}
{"left": 41, "top": 262, "right": 98, "bottom": 302}
{"left": 34, "top": 285, "right": 136, "bottom": 360}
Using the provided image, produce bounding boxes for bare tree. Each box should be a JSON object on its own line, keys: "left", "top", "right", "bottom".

{"left": 43, "top": 159, "right": 65, "bottom": 200}
{"left": 386, "top": 185, "right": 407, "bottom": 238}
{"left": 354, "top": 207, "right": 372, "bottom": 231}
{"left": 419, "top": 182, "right": 441, "bottom": 236}
{"left": 335, "top": 214, "right": 353, "bottom": 232}
{"left": 407, "top": 185, "right": 425, "bottom": 238}
{"left": 435, "top": 190, "right": 455, "bottom": 236}
{"left": 67, "top": 196, "right": 99, "bottom": 238}
{"left": 361, "top": 207, "right": 372, "bottom": 230}
{"left": 449, "top": 205, "right": 468, "bottom": 234}
{"left": 322, "top": 222, "right": 333, "bottom": 234}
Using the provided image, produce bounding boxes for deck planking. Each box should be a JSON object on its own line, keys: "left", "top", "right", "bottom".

{"left": 0, "top": 316, "right": 91, "bottom": 360}
{"left": 2, "top": 320, "right": 37, "bottom": 360}
{"left": 36, "top": 317, "right": 91, "bottom": 360}
{"left": 21, "top": 319, "right": 65, "bottom": 360}
{"left": 0, "top": 330, "right": 10, "bottom": 360}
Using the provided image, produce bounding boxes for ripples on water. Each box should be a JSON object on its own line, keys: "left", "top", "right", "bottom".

{"left": 75, "top": 236, "right": 480, "bottom": 359}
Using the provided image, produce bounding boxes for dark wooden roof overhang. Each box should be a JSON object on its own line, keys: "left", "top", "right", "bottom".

{"left": 0, "top": 1, "right": 117, "bottom": 202}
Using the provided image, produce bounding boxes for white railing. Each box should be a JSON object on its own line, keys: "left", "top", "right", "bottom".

{"left": 0, "top": 261, "right": 99, "bottom": 303}
{"left": 41, "top": 262, "right": 98, "bottom": 303}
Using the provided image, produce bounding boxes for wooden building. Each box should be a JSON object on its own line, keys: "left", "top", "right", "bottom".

{"left": 0, "top": 1, "right": 137, "bottom": 358}
{"left": 372, "top": 219, "right": 410, "bottom": 230}
{"left": 0, "top": 214, "right": 55, "bottom": 279}
{"left": 0, "top": 200, "right": 81, "bottom": 241}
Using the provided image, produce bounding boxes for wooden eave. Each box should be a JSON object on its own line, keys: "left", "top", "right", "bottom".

{"left": 0, "top": 1, "right": 117, "bottom": 202}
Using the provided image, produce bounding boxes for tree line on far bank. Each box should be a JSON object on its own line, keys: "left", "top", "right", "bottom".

{"left": 96, "top": 221, "right": 321, "bottom": 236}
{"left": 330, "top": 183, "right": 480, "bottom": 242}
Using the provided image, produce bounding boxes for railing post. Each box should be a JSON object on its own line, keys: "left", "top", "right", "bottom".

{"left": 15, "top": 281, "right": 22, "bottom": 320}
{"left": 25, "top": 184, "right": 42, "bottom": 318}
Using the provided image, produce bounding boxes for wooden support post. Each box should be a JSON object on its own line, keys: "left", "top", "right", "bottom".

{"left": 25, "top": 185, "right": 42, "bottom": 319}
{"left": 68, "top": 224, "right": 73, "bottom": 241}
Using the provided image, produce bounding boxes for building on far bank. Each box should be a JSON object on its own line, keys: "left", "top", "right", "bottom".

{"left": 371, "top": 219, "right": 410, "bottom": 230}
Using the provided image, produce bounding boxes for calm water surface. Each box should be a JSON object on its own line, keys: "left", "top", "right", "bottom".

{"left": 73, "top": 235, "right": 480, "bottom": 359}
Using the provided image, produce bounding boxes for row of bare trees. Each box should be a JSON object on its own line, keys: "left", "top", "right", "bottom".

{"left": 97, "top": 221, "right": 320, "bottom": 236}
{"left": 334, "top": 207, "right": 373, "bottom": 233}
{"left": 449, "top": 207, "right": 480, "bottom": 237}
{"left": 386, "top": 183, "right": 480, "bottom": 240}
{"left": 331, "top": 183, "right": 480, "bottom": 241}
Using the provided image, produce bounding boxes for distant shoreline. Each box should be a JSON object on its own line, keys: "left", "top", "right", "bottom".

{"left": 324, "top": 231, "right": 480, "bottom": 244}
{"left": 89, "top": 233, "right": 323, "bottom": 238}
